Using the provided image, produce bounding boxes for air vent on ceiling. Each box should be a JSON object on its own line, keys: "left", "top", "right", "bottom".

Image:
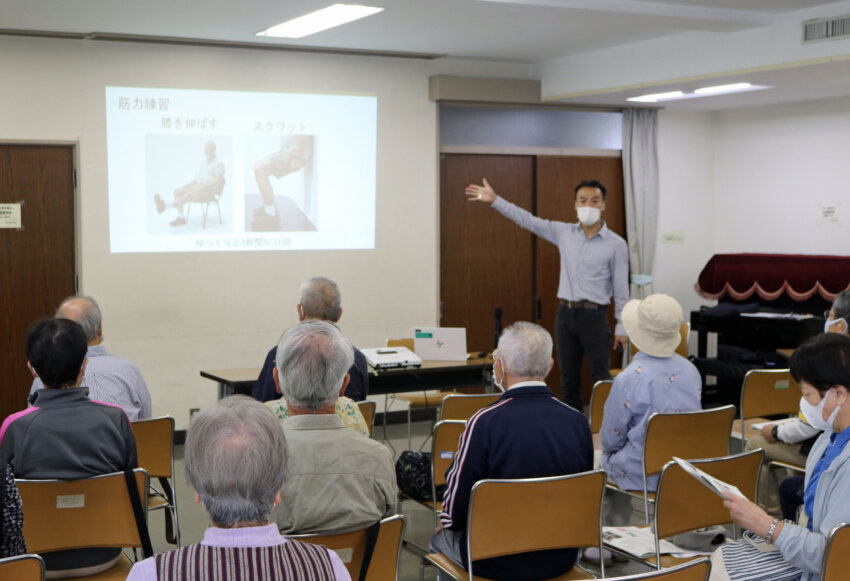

{"left": 803, "top": 15, "right": 850, "bottom": 43}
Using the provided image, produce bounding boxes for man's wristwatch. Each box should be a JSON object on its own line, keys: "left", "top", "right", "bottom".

{"left": 771, "top": 425, "right": 779, "bottom": 440}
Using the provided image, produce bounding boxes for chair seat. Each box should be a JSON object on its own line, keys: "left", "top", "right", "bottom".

{"left": 147, "top": 493, "right": 169, "bottom": 510}
{"left": 395, "top": 391, "right": 455, "bottom": 408}
{"left": 53, "top": 552, "right": 134, "bottom": 581}
{"left": 425, "top": 552, "right": 593, "bottom": 580}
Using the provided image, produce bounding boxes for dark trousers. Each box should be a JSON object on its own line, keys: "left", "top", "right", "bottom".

{"left": 555, "top": 305, "right": 612, "bottom": 412}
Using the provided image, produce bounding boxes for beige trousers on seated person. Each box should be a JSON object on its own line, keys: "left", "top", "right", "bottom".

{"left": 745, "top": 434, "right": 807, "bottom": 517}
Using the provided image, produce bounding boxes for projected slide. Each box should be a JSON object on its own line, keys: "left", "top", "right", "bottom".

{"left": 105, "top": 87, "right": 376, "bottom": 253}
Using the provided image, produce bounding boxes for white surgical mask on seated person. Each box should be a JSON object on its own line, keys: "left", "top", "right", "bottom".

{"left": 493, "top": 358, "right": 506, "bottom": 393}
{"left": 824, "top": 317, "right": 848, "bottom": 334}
{"left": 576, "top": 206, "right": 601, "bottom": 226}
{"left": 800, "top": 390, "right": 842, "bottom": 432}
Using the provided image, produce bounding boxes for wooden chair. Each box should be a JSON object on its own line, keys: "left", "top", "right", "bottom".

{"left": 16, "top": 469, "right": 150, "bottom": 581}
{"left": 641, "top": 450, "right": 763, "bottom": 569}
{"left": 822, "top": 521, "right": 850, "bottom": 581}
{"left": 600, "top": 558, "right": 710, "bottom": 581}
{"left": 0, "top": 554, "right": 46, "bottom": 581}
{"left": 358, "top": 400, "right": 377, "bottom": 437}
{"left": 612, "top": 323, "right": 690, "bottom": 377}
{"left": 185, "top": 175, "right": 225, "bottom": 228}
{"left": 133, "top": 416, "right": 181, "bottom": 545}
{"left": 290, "top": 514, "right": 406, "bottom": 581}
{"left": 439, "top": 393, "right": 500, "bottom": 421}
{"left": 734, "top": 369, "right": 799, "bottom": 442}
{"left": 425, "top": 470, "right": 607, "bottom": 580}
{"left": 589, "top": 379, "right": 614, "bottom": 451}
{"left": 608, "top": 405, "right": 736, "bottom": 522}
{"left": 384, "top": 338, "right": 465, "bottom": 450}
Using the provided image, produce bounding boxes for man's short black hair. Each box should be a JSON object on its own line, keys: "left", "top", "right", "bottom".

{"left": 790, "top": 333, "right": 850, "bottom": 394}
{"left": 574, "top": 180, "right": 607, "bottom": 200}
{"left": 26, "top": 318, "right": 87, "bottom": 388}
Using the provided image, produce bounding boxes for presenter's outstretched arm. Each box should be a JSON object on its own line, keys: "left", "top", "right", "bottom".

{"left": 465, "top": 178, "right": 497, "bottom": 204}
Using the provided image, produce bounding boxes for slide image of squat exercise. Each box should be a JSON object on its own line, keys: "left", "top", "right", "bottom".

{"left": 244, "top": 134, "right": 317, "bottom": 233}
{"left": 146, "top": 134, "right": 233, "bottom": 235}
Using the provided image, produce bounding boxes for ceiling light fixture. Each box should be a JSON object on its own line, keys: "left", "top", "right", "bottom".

{"left": 627, "top": 91, "right": 685, "bottom": 103}
{"left": 694, "top": 82, "right": 753, "bottom": 95}
{"left": 257, "top": 4, "right": 384, "bottom": 39}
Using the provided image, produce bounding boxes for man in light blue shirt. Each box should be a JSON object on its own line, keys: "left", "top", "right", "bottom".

{"left": 466, "top": 178, "right": 629, "bottom": 411}
{"left": 29, "top": 295, "right": 152, "bottom": 421}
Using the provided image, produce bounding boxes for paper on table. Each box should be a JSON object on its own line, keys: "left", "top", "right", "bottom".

{"left": 603, "top": 526, "right": 682, "bottom": 559}
{"left": 672, "top": 456, "right": 747, "bottom": 500}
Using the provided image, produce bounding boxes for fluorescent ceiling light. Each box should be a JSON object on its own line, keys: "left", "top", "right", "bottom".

{"left": 627, "top": 91, "right": 684, "bottom": 103}
{"left": 694, "top": 82, "right": 752, "bottom": 95}
{"left": 257, "top": 4, "right": 384, "bottom": 39}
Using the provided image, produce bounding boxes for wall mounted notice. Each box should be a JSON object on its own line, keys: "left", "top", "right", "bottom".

{"left": 0, "top": 203, "right": 22, "bottom": 229}
{"left": 105, "top": 87, "right": 377, "bottom": 253}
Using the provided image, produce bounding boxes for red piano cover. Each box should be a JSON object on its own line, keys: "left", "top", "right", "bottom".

{"left": 695, "top": 253, "right": 850, "bottom": 301}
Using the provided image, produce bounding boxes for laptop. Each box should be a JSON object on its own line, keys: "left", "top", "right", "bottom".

{"left": 413, "top": 327, "right": 468, "bottom": 361}
{"left": 362, "top": 346, "right": 423, "bottom": 370}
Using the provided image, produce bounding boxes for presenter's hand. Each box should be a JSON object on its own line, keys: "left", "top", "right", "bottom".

{"left": 613, "top": 335, "right": 628, "bottom": 351}
{"left": 465, "top": 178, "right": 497, "bottom": 204}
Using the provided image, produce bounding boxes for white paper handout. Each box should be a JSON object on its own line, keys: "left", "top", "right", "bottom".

{"left": 602, "top": 526, "right": 681, "bottom": 559}
{"left": 750, "top": 416, "right": 798, "bottom": 431}
{"left": 672, "top": 456, "right": 747, "bottom": 500}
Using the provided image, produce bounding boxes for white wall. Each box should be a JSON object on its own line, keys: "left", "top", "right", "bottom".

{"left": 655, "top": 109, "right": 717, "bottom": 324}
{"left": 0, "top": 35, "right": 474, "bottom": 427}
{"left": 714, "top": 97, "right": 850, "bottom": 254}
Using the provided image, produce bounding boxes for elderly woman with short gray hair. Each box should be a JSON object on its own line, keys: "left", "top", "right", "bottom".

{"left": 126, "top": 396, "right": 351, "bottom": 581}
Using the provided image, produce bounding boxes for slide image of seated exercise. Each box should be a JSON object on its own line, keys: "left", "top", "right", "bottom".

{"left": 146, "top": 135, "right": 233, "bottom": 234}
{"left": 245, "top": 134, "right": 317, "bottom": 233}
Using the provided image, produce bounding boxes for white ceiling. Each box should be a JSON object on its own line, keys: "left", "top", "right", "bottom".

{"left": 1, "top": 0, "right": 848, "bottom": 108}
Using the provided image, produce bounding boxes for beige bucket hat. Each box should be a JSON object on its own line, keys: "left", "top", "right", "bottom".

{"left": 622, "top": 293, "right": 683, "bottom": 358}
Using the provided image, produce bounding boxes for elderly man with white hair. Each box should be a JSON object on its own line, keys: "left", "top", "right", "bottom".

{"left": 126, "top": 396, "right": 351, "bottom": 581}
{"left": 432, "top": 321, "right": 594, "bottom": 581}
{"left": 273, "top": 320, "right": 397, "bottom": 534}
{"left": 30, "top": 295, "right": 152, "bottom": 421}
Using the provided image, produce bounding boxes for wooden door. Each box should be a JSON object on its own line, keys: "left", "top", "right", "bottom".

{"left": 0, "top": 145, "right": 76, "bottom": 422}
{"left": 440, "top": 154, "right": 535, "bottom": 353}
{"left": 535, "top": 156, "right": 625, "bottom": 402}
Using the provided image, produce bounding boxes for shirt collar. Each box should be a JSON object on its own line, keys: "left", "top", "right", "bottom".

{"left": 830, "top": 424, "right": 850, "bottom": 447}
{"left": 570, "top": 220, "right": 610, "bottom": 239}
{"left": 507, "top": 380, "right": 548, "bottom": 390}
{"left": 31, "top": 386, "right": 90, "bottom": 405}
{"left": 202, "top": 524, "right": 283, "bottom": 548}
{"left": 282, "top": 413, "right": 345, "bottom": 430}
{"left": 86, "top": 344, "right": 108, "bottom": 357}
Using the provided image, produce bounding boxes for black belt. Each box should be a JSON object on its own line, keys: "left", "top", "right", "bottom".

{"left": 558, "top": 299, "right": 603, "bottom": 309}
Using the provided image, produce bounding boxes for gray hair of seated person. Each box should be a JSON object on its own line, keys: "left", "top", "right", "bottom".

{"left": 56, "top": 295, "right": 102, "bottom": 342}
{"left": 184, "top": 395, "right": 288, "bottom": 527}
{"left": 275, "top": 320, "right": 354, "bottom": 411}
{"left": 495, "top": 321, "right": 554, "bottom": 379}
{"left": 299, "top": 277, "right": 342, "bottom": 322}
{"left": 833, "top": 290, "right": 850, "bottom": 321}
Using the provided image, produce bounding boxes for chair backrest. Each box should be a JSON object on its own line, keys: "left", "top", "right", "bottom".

{"left": 466, "top": 470, "right": 606, "bottom": 564}
{"left": 291, "top": 515, "right": 406, "bottom": 581}
{"left": 16, "top": 469, "right": 149, "bottom": 553}
{"left": 654, "top": 449, "right": 764, "bottom": 540}
{"left": 629, "top": 323, "right": 690, "bottom": 359}
{"left": 739, "top": 369, "right": 799, "bottom": 423}
{"left": 643, "top": 405, "right": 735, "bottom": 476}
{"left": 386, "top": 338, "right": 415, "bottom": 351}
{"left": 603, "top": 558, "right": 710, "bottom": 581}
{"left": 0, "top": 554, "right": 46, "bottom": 581}
{"left": 589, "top": 379, "right": 614, "bottom": 433}
{"left": 440, "top": 394, "right": 500, "bottom": 421}
{"left": 357, "top": 400, "right": 376, "bottom": 437}
{"left": 822, "top": 522, "right": 850, "bottom": 581}
{"left": 132, "top": 416, "right": 175, "bottom": 478}
{"left": 431, "top": 421, "right": 467, "bottom": 490}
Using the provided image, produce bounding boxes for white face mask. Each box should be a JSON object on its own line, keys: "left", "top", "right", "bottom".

{"left": 493, "top": 358, "right": 506, "bottom": 392}
{"left": 824, "top": 317, "right": 848, "bottom": 334}
{"left": 800, "top": 390, "right": 841, "bottom": 432}
{"left": 576, "top": 206, "right": 601, "bottom": 226}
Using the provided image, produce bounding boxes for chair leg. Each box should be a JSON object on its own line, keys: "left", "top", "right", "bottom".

{"left": 185, "top": 202, "right": 191, "bottom": 219}
{"left": 202, "top": 203, "right": 209, "bottom": 228}
{"left": 215, "top": 200, "right": 222, "bottom": 224}
{"left": 407, "top": 404, "right": 412, "bottom": 450}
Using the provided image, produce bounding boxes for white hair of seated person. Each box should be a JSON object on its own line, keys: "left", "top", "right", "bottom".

{"left": 56, "top": 295, "right": 103, "bottom": 343}
{"left": 495, "top": 321, "right": 554, "bottom": 381}
{"left": 184, "top": 396, "right": 287, "bottom": 527}
{"left": 298, "top": 277, "right": 342, "bottom": 323}
{"left": 275, "top": 320, "right": 354, "bottom": 411}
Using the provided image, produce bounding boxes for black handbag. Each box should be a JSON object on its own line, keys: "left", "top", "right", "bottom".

{"left": 395, "top": 451, "right": 444, "bottom": 501}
